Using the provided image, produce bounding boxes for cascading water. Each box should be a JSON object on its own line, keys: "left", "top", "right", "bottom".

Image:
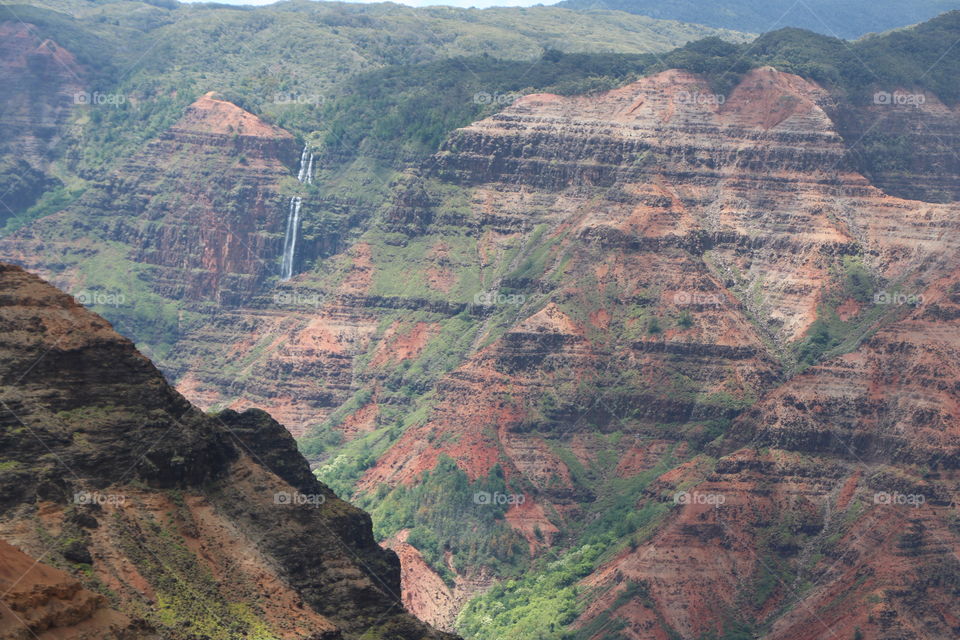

{"left": 280, "top": 145, "right": 314, "bottom": 281}
{"left": 279, "top": 196, "right": 302, "bottom": 281}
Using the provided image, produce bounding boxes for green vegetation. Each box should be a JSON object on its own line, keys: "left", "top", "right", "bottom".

{"left": 644, "top": 12, "right": 960, "bottom": 106}
{"left": 359, "top": 456, "right": 527, "bottom": 584}
{"left": 315, "top": 422, "right": 403, "bottom": 499}
{"left": 751, "top": 18, "right": 960, "bottom": 104}
{"left": 320, "top": 51, "right": 656, "bottom": 166}
{"left": 841, "top": 256, "right": 876, "bottom": 303}
{"left": 557, "top": 0, "right": 955, "bottom": 40}
{"left": 111, "top": 505, "right": 277, "bottom": 640}
{"left": 7, "top": 0, "right": 741, "bottom": 180}
{"left": 298, "top": 391, "right": 364, "bottom": 458}
{"left": 1, "top": 183, "right": 84, "bottom": 233}
{"left": 0, "top": 158, "right": 63, "bottom": 228}
{"left": 456, "top": 500, "right": 670, "bottom": 639}
{"left": 457, "top": 542, "right": 608, "bottom": 640}
{"left": 64, "top": 249, "right": 188, "bottom": 360}
{"left": 455, "top": 442, "right": 676, "bottom": 638}
{"left": 792, "top": 253, "right": 896, "bottom": 368}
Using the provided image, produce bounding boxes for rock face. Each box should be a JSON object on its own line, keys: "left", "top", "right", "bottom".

{"left": 353, "top": 65, "right": 959, "bottom": 490}
{"left": 734, "top": 276, "right": 960, "bottom": 466}
{"left": 156, "top": 69, "right": 960, "bottom": 443}
{"left": 0, "top": 263, "right": 455, "bottom": 640}
{"left": 388, "top": 68, "right": 959, "bottom": 637}
{"left": 3, "top": 91, "right": 301, "bottom": 303}
{"left": 315, "top": 68, "right": 959, "bottom": 634}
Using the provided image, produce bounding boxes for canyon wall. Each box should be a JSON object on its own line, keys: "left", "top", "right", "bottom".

{"left": 4, "top": 91, "right": 302, "bottom": 303}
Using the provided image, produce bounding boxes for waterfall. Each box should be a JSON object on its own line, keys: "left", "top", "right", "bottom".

{"left": 280, "top": 145, "right": 314, "bottom": 281}
{"left": 280, "top": 196, "right": 302, "bottom": 281}
{"left": 296, "top": 146, "right": 309, "bottom": 182}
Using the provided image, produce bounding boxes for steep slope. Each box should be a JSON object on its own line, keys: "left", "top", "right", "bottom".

{"left": 0, "top": 262, "right": 454, "bottom": 640}
{"left": 431, "top": 70, "right": 959, "bottom": 638}
{"left": 4, "top": 9, "right": 960, "bottom": 639}
{"left": 343, "top": 67, "right": 960, "bottom": 633}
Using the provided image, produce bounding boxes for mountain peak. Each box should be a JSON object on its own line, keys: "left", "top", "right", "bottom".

{"left": 173, "top": 92, "right": 292, "bottom": 139}
{"left": 501, "top": 68, "right": 829, "bottom": 131}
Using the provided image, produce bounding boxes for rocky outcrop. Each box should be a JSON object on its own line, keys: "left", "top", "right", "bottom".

{"left": 333, "top": 67, "right": 960, "bottom": 633}
{"left": 0, "top": 262, "right": 455, "bottom": 640}
{"left": 2, "top": 92, "right": 302, "bottom": 303}
{"left": 421, "top": 68, "right": 960, "bottom": 342}
{"left": 0, "top": 540, "right": 152, "bottom": 640}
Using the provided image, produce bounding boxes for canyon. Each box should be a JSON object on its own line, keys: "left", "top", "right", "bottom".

{"left": 2, "top": 7, "right": 960, "bottom": 639}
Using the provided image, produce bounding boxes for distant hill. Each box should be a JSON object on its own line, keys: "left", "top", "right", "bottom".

{"left": 557, "top": 0, "right": 960, "bottom": 39}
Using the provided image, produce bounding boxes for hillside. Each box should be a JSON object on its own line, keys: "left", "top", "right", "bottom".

{"left": 0, "top": 0, "right": 748, "bottom": 218}
{"left": 557, "top": 0, "right": 960, "bottom": 39}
